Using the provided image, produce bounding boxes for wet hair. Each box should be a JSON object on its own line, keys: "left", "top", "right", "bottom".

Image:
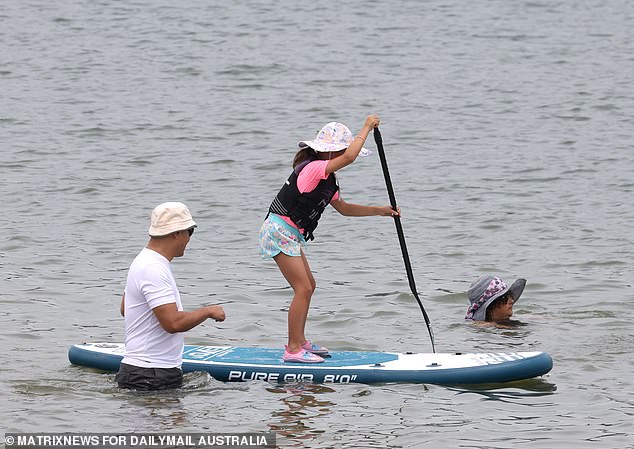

{"left": 485, "top": 292, "right": 513, "bottom": 321}
{"left": 293, "top": 146, "right": 318, "bottom": 168}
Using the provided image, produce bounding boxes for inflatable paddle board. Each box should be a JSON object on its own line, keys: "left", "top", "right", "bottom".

{"left": 69, "top": 343, "right": 552, "bottom": 385}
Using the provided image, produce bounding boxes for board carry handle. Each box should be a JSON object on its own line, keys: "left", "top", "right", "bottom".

{"left": 374, "top": 127, "right": 436, "bottom": 353}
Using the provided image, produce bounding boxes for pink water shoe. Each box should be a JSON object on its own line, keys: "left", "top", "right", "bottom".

{"left": 283, "top": 346, "right": 324, "bottom": 363}
{"left": 301, "top": 340, "right": 330, "bottom": 355}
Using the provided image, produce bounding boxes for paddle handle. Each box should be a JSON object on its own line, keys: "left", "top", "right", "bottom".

{"left": 374, "top": 128, "right": 436, "bottom": 353}
{"left": 373, "top": 129, "right": 399, "bottom": 211}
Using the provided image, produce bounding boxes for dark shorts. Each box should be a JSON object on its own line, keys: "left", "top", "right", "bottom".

{"left": 115, "top": 362, "right": 183, "bottom": 391}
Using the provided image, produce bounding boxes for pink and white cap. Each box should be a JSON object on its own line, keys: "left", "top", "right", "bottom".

{"left": 299, "top": 122, "right": 371, "bottom": 157}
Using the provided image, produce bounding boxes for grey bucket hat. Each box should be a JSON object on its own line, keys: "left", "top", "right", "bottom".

{"left": 465, "top": 275, "right": 526, "bottom": 321}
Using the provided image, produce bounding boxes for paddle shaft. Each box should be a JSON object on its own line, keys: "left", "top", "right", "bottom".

{"left": 374, "top": 128, "right": 436, "bottom": 353}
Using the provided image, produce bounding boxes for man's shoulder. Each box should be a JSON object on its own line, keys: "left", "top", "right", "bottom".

{"left": 129, "top": 248, "right": 169, "bottom": 274}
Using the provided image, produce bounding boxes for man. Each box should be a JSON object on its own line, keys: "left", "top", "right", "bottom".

{"left": 115, "top": 201, "right": 226, "bottom": 390}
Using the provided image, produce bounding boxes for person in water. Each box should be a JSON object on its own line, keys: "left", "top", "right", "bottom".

{"left": 116, "top": 202, "right": 226, "bottom": 390}
{"left": 465, "top": 274, "right": 526, "bottom": 322}
{"left": 259, "top": 115, "right": 400, "bottom": 363}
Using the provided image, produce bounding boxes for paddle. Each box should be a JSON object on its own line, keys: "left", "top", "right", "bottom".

{"left": 373, "top": 128, "right": 436, "bottom": 353}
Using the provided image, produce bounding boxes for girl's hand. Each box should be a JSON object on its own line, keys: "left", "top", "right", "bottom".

{"left": 379, "top": 205, "right": 400, "bottom": 217}
{"left": 364, "top": 114, "right": 380, "bottom": 129}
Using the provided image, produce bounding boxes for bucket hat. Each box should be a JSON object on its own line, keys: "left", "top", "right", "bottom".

{"left": 465, "top": 275, "right": 526, "bottom": 320}
{"left": 298, "top": 122, "right": 371, "bottom": 157}
{"left": 148, "top": 202, "right": 197, "bottom": 237}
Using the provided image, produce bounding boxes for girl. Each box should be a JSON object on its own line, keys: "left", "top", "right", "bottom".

{"left": 259, "top": 115, "right": 400, "bottom": 363}
{"left": 465, "top": 275, "right": 526, "bottom": 322}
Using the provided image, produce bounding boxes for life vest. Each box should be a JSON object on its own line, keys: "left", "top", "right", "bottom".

{"left": 268, "top": 159, "right": 339, "bottom": 241}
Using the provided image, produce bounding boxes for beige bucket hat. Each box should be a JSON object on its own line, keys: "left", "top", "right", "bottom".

{"left": 148, "top": 202, "right": 197, "bottom": 237}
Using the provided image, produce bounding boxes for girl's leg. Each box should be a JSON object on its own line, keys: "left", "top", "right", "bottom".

{"left": 298, "top": 250, "right": 316, "bottom": 343}
{"left": 274, "top": 250, "right": 316, "bottom": 353}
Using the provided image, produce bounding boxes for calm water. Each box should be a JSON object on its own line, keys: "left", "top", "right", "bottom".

{"left": 2, "top": 0, "right": 633, "bottom": 447}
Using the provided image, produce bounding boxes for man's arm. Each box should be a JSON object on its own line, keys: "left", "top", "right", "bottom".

{"left": 120, "top": 293, "right": 125, "bottom": 317}
{"left": 152, "top": 303, "right": 226, "bottom": 334}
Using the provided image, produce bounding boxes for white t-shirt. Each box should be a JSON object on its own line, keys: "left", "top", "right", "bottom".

{"left": 121, "top": 247, "right": 184, "bottom": 368}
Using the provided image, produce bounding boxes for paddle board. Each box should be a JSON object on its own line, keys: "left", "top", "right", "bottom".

{"left": 69, "top": 343, "right": 552, "bottom": 385}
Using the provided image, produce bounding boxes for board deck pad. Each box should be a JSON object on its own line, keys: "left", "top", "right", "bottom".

{"left": 182, "top": 345, "right": 399, "bottom": 366}
{"left": 69, "top": 343, "right": 553, "bottom": 385}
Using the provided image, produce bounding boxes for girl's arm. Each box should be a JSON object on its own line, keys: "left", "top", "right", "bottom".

{"left": 325, "top": 115, "right": 380, "bottom": 175}
{"left": 331, "top": 197, "right": 400, "bottom": 217}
